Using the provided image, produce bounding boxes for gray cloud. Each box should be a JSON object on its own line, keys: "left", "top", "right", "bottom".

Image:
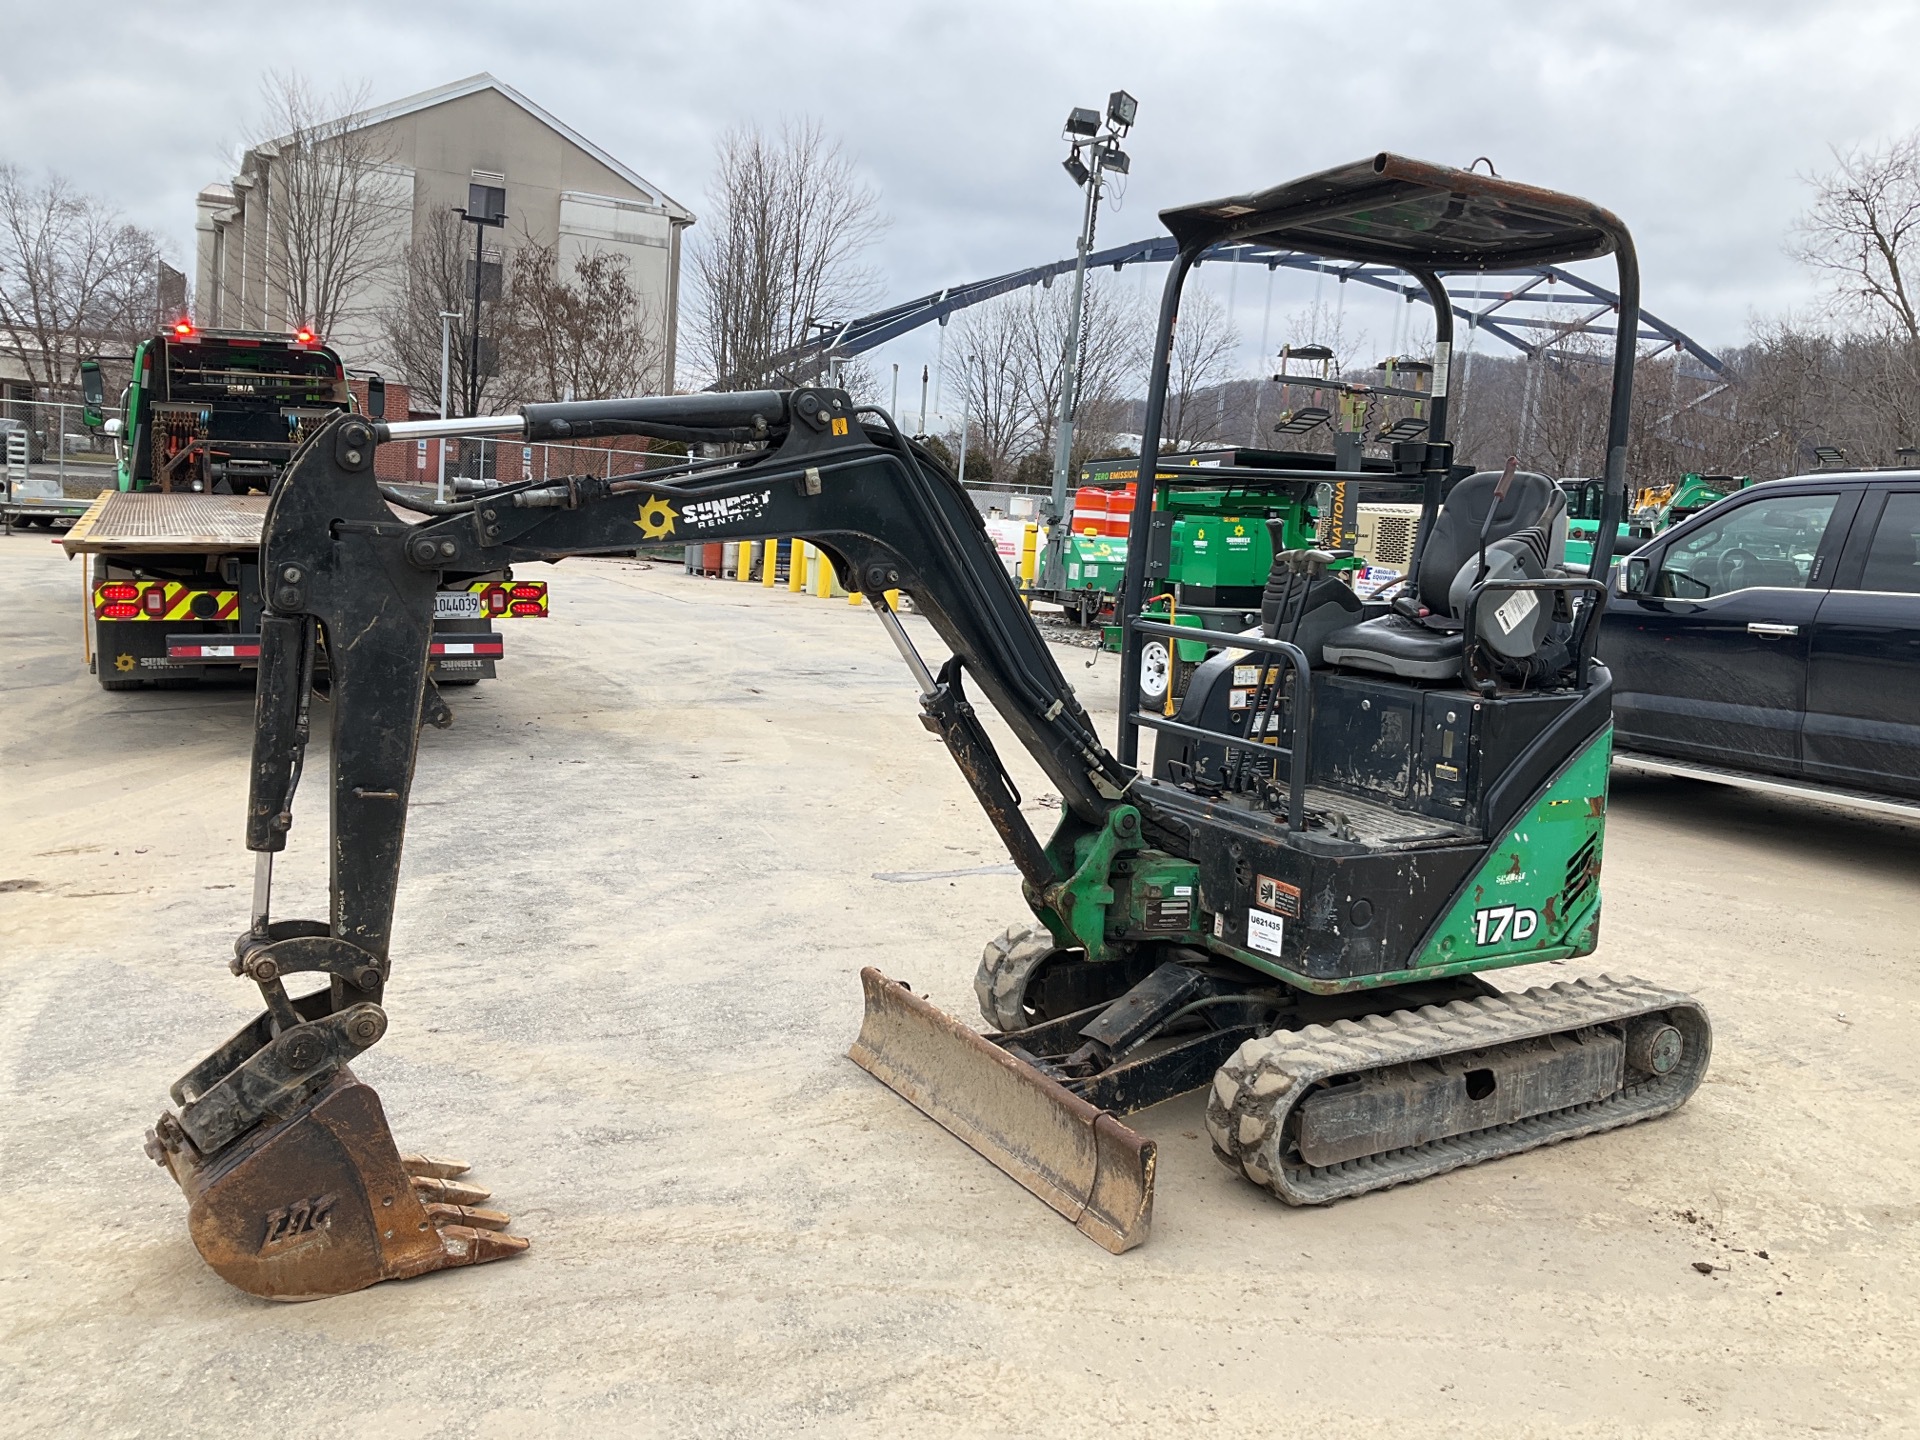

{"left": 8, "top": 0, "right": 1917, "bottom": 389}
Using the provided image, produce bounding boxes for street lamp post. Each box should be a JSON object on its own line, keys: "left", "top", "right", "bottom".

{"left": 436, "top": 308, "right": 460, "bottom": 503}
{"left": 1041, "top": 90, "right": 1137, "bottom": 592}
{"left": 456, "top": 181, "right": 508, "bottom": 424}
{"left": 956, "top": 353, "right": 976, "bottom": 486}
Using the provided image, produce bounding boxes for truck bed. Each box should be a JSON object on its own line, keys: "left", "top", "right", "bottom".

{"left": 63, "top": 491, "right": 269, "bottom": 555}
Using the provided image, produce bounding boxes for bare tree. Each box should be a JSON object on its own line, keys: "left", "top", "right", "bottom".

{"left": 1012, "top": 276, "right": 1148, "bottom": 467}
{"left": 0, "top": 165, "right": 168, "bottom": 395}
{"left": 380, "top": 210, "right": 511, "bottom": 416}
{"left": 688, "top": 119, "right": 886, "bottom": 390}
{"left": 505, "top": 243, "right": 664, "bottom": 401}
{"left": 948, "top": 300, "right": 1034, "bottom": 483}
{"left": 1792, "top": 131, "right": 1920, "bottom": 340}
{"left": 248, "top": 73, "right": 405, "bottom": 338}
{"left": 1164, "top": 290, "right": 1240, "bottom": 449}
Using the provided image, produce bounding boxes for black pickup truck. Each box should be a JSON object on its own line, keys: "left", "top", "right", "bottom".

{"left": 1601, "top": 471, "right": 1920, "bottom": 811}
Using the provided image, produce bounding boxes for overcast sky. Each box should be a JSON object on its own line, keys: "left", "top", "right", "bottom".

{"left": 8, "top": 0, "right": 1919, "bottom": 405}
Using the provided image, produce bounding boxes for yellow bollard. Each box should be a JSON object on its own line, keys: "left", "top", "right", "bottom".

{"left": 812, "top": 546, "right": 834, "bottom": 598}
{"left": 788, "top": 541, "right": 807, "bottom": 592}
{"left": 1019, "top": 523, "right": 1039, "bottom": 608}
{"left": 736, "top": 540, "right": 757, "bottom": 582}
{"left": 884, "top": 588, "right": 900, "bottom": 610}
{"left": 763, "top": 539, "right": 780, "bottom": 587}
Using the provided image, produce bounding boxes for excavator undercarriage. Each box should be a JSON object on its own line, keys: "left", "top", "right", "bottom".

{"left": 146, "top": 153, "right": 1711, "bottom": 1297}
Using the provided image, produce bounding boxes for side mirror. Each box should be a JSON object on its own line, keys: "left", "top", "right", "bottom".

{"left": 79, "top": 360, "right": 106, "bottom": 429}
{"left": 1614, "top": 556, "right": 1650, "bottom": 597}
{"left": 365, "top": 374, "right": 387, "bottom": 421}
{"left": 102, "top": 417, "right": 124, "bottom": 438}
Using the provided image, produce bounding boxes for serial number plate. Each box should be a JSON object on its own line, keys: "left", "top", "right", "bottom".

{"left": 434, "top": 591, "right": 481, "bottom": 619}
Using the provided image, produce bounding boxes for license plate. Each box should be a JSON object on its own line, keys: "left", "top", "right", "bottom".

{"left": 435, "top": 591, "right": 481, "bottom": 619}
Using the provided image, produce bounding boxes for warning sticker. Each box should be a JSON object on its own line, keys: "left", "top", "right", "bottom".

{"left": 1255, "top": 874, "right": 1301, "bottom": 918}
{"left": 1229, "top": 688, "right": 1252, "bottom": 710}
{"left": 1233, "top": 664, "right": 1260, "bottom": 686}
{"left": 1494, "top": 588, "right": 1539, "bottom": 635}
{"left": 1246, "top": 909, "right": 1286, "bottom": 958}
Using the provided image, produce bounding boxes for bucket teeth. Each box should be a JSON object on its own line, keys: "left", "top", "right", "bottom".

{"left": 411, "top": 1174, "right": 494, "bottom": 1205}
{"left": 436, "top": 1224, "right": 532, "bottom": 1263}
{"left": 159, "top": 1068, "right": 529, "bottom": 1300}
{"left": 425, "top": 1202, "right": 513, "bottom": 1231}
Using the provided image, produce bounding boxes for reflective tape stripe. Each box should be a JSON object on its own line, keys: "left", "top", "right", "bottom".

{"left": 429, "top": 637, "right": 504, "bottom": 657}
{"left": 95, "top": 581, "right": 239, "bottom": 620}
{"left": 466, "top": 580, "right": 549, "bottom": 617}
{"left": 168, "top": 642, "right": 260, "bottom": 659}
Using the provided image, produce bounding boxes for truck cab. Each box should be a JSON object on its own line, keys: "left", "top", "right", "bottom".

{"left": 1603, "top": 472, "right": 1920, "bottom": 805}
{"left": 81, "top": 325, "right": 352, "bottom": 494}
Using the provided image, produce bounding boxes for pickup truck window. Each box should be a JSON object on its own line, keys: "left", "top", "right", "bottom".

{"left": 1657, "top": 493, "right": 1838, "bottom": 598}
{"left": 1860, "top": 492, "right": 1920, "bottom": 594}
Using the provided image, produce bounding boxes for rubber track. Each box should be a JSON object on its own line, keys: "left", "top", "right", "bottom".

{"left": 1204, "top": 974, "right": 1711, "bottom": 1205}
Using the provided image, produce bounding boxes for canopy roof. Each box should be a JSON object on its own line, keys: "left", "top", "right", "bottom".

{"left": 1159, "top": 153, "right": 1627, "bottom": 271}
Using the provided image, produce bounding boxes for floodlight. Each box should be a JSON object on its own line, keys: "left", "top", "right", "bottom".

{"left": 1065, "top": 107, "right": 1100, "bottom": 138}
{"left": 1281, "top": 344, "right": 1334, "bottom": 362}
{"left": 1096, "top": 143, "right": 1130, "bottom": 175}
{"left": 1063, "top": 153, "right": 1091, "bottom": 186}
{"left": 1273, "top": 406, "right": 1332, "bottom": 436}
{"left": 1107, "top": 90, "right": 1138, "bottom": 129}
{"left": 1376, "top": 417, "right": 1430, "bottom": 442}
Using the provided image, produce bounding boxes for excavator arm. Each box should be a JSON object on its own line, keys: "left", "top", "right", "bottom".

{"left": 147, "top": 390, "right": 1152, "bottom": 1296}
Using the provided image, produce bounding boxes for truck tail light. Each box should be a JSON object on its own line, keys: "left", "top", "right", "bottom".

{"left": 143, "top": 589, "right": 166, "bottom": 616}
{"left": 485, "top": 588, "right": 507, "bottom": 615}
{"left": 97, "top": 581, "right": 140, "bottom": 619}
{"left": 508, "top": 582, "right": 547, "bottom": 616}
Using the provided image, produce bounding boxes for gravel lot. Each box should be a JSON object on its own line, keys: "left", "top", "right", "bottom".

{"left": 3, "top": 531, "right": 1917, "bottom": 1438}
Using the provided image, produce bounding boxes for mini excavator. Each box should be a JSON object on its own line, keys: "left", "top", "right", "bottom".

{"left": 146, "top": 155, "right": 1710, "bottom": 1299}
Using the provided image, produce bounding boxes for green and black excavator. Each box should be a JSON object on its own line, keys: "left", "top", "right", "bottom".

{"left": 144, "top": 154, "right": 1710, "bottom": 1298}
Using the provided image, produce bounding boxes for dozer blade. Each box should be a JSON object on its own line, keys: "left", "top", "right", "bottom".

{"left": 848, "top": 967, "right": 1155, "bottom": 1254}
{"left": 151, "top": 1068, "right": 528, "bottom": 1301}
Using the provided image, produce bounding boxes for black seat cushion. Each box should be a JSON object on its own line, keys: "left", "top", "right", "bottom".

{"left": 1321, "top": 614, "right": 1465, "bottom": 680}
{"left": 1416, "top": 469, "right": 1557, "bottom": 614}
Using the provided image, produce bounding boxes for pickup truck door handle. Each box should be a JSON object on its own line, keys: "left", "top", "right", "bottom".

{"left": 1747, "top": 622, "right": 1800, "bottom": 637}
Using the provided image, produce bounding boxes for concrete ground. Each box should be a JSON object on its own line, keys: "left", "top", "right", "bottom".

{"left": 3, "top": 531, "right": 1916, "bottom": 1438}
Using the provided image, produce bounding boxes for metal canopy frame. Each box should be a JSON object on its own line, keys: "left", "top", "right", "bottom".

{"left": 751, "top": 195, "right": 1721, "bottom": 386}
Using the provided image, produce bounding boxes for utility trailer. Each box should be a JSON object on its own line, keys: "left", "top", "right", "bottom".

{"left": 67, "top": 326, "right": 546, "bottom": 691}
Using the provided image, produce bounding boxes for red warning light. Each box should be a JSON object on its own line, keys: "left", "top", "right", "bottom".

{"left": 295, "top": 328, "right": 316, "bottom": 344}
{"left": 173, "top": 320, "right": 195, "bottom": 337}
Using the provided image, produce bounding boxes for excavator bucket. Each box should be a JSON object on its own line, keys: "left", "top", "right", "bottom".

{"left": 848, "top": 968, "right": 1155, "bottom": 1254}
{"left": 150, "top": 1068, "right": 527, "bottom": 1301}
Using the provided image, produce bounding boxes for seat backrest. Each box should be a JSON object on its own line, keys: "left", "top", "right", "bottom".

{"left": 1416, "top": 469, "right": 1558, "bottom": 614}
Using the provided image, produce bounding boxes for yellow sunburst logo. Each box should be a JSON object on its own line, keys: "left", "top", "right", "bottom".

{"left": 635, "top": 496, "right": 678, "bottom": 539}
{"left": 115, "top": 653, "right": 137, "bottom": 673}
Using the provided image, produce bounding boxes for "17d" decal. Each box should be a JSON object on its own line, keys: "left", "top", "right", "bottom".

{"left": 1472, "top": 905, "right": 1540, "bottom": 946}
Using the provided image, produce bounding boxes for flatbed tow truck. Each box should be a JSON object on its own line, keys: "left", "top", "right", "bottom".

{"left": 63, "top": 325, "right": 545, "bottom": 691}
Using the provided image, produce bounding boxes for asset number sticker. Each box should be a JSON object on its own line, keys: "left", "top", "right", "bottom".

{"left": 1246, "top": 909, "right": 1286, "bottom": 957}
{"left": 1472, "top": 904, "right": 1540, "bottom": 945}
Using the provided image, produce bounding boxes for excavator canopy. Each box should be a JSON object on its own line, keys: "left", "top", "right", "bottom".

{"left": 1158, "top": 152, "right": 1628, "bottom": 271}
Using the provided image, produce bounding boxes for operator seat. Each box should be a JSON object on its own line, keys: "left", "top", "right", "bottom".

{"left": 1321, "top": 469, "right": 1564, "bottom": 680}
